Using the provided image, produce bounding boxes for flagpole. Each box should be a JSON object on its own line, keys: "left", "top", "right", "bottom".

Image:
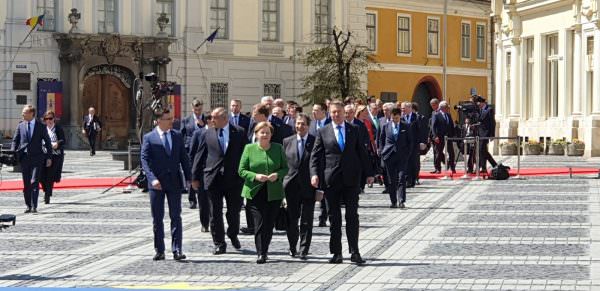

{"left": 194, "top": 27, "right": 220, "bottom": 52}
{"left": 1, "top": 17, "right": 42, "bottom": 82}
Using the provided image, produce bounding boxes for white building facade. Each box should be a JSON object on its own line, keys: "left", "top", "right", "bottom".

{"left": 0, "top": 0, "right": 366, "bottom": 149}
{"left": 493, "top": 0, "right": 600, "bottom": 156}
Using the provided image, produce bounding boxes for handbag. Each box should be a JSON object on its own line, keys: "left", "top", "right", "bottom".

{"left": 274, "top": 205, "right": 288, "bottom": 231}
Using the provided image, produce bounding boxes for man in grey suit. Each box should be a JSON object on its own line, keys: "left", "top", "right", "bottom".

{"left": 180, "top": 99, "right": 207, "bottom": 209}
{"left": 310, "top": 101, "right": 374, "bottom": 265}
{"left": 11, "top": 105, "right": 53, "bottom": 213}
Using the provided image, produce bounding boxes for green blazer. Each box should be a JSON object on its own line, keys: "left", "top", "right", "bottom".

{"left": 238, "top": 143, "right": 288, "bottom": 201}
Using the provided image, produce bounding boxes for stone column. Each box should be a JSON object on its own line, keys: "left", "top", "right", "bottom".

{"left": 572, "top": 24, "right": 582, "bottom": 116}
{"left": 510, "top": 40, "right": 521, "bottom": 117}
{"left": 594, "top": 26, "right": 600, "bottom": 114}
{"left": 495, "top": 44, "right": 504, "bottom": 117}
{"left": 559, "top": 28, "right": 573, "bottom": 118}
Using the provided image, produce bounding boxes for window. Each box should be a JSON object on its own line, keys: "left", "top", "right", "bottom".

{"left": 98, "top": 0, "right": 117, "bottom": 33}
{"left": 476, "top": 24, "right": 485, "bottom": 60}
{"left": 16, "top": 95, "right": 28, "bottom": 105}
{"left": 397, "top": 16, "right": 411, "bottom": 54}
{"left": 210, "top": 83, "right": 228, "bottom": 109}
{"left": 525, "top": 38, "right": 534, "bottom": 119}
{"left": 546, "top": 34, "right": 559, "bottom": 117}
{"left": 264, "top": 84, "right": 281, "bottom": 99}
{"left": 156, "top": 0, "right": 174, "bottom": 36}
{"left": 37, "top": 0, "right": 56, "bottom": 32}
{"left": 210, "top": 0, "right": 228, "bottom": 39}
{"left": 427, "top": 18, "right": 439, "bottom": 56}
{"left": 315, "top": 0, "right": 330, "bottom": 43}
{"left": 366, "top": 13, "right": 376, "bottom": 51}
{"left": 262, "top": 0, "right": 279, "bottom": 41}
{"left": 587, "top": 36, "right": 594, "bottom": 113}
{"left": 461, "top": 22, "right": 471, "bottom": 59}
{"left": 13, "top": 73, "right": 31, "bottom": 91}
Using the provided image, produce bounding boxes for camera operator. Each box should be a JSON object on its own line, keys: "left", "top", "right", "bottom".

{"left": 475, "top": 96, "right": 497, "bottom": 172}
{"left": 460, "top": 117, "right": 477, "bottom": 173}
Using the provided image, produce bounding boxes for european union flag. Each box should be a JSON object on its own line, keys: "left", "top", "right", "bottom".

{"left": 206, "top": 27, "right": 220, "bottom": 43}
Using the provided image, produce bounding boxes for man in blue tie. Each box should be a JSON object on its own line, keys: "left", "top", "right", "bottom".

{"left": 229, "top": 99, "right": 250, "bottom": 133}
{"left": 11, "top": 105, "right": 53, "bottom": 213}
{"left": 310, "top": 100, "right": 374, "bottom": 265}
{"left": 141, "top": 109, "right": 191, "bottom": 261}
{"left": 380, "top": 108, "right": 412, "bottom": 209}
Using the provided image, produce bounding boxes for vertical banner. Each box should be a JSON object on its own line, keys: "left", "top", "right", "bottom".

{"left": 37, "top": 81, "right": 63, "bottom": 119}
{"left": 167, "top": 84, "right": 182, "bottom": 120}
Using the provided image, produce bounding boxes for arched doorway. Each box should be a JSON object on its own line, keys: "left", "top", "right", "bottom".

{"left": 412, "top": 76, "right": 441, "bottom": 120}
{"left": 81, "top": 74, "right": 131, "bottom": 149}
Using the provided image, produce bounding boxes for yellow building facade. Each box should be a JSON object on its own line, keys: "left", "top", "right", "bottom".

{"left": 366, "top": 0, "right": 492, "bottom": 119}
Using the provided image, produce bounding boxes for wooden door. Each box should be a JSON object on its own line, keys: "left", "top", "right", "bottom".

{"left": 81, "top": 75, "right": 130, "bottom": 149}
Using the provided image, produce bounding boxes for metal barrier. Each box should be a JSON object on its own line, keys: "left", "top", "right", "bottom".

{"left": 123, "top": 140, "right": 141, "bottom": 193}
{"left": 440, "top": 135, "right": 522, "bottom": 180}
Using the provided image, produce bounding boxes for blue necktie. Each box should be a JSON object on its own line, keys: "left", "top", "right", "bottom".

{"left": 393, "top": 124, "right": 399, "bottom": 141}
{"left": 163, "top": 132, "right": 171, "bottom": 156}
{"left": 336, "top": 125, "right": 345, "bottom": 151}
{"left": 218, "top": 128, "right": 225, "bottom": 153}
{"left": 298, "top": 138, "right": 304, "bottom": 161}
{"left": 26, "top": 122, "right": 31, "bottom": 142}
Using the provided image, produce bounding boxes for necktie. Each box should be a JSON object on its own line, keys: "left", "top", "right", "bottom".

{"left": 218, "top": 128, "right": 225, "bottom": 153}
{"left": 234, "top": 115, "right": 239, "bottom": 126}
{"left": 26, "top": 122, "right": 32, "bottom": 142}
{"left": 336, "top": 125, "right": 345, "bottom": 151}
{"left": 393, "top": 123, "right": 399, "bottom": 140}
{"left": 298, "top": 138, "right": 305, "bottom": 160}
{"left": 445, "top": 113, "right": 449, "bottom": 124}
{"left": 163, "top": 131, "right": 171, "bottom": 156}
{"left": 317, "top": 120, "right": 322, "bottom": 129}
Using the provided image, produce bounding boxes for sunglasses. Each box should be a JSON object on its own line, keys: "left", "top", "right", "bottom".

{"left": 44, "top": 117, "right": 54, "bottom": 120}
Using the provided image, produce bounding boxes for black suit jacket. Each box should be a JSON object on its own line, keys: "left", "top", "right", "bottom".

{"left": 283, "top": 134, "right": 315, "bottom": 199}
{"left": 82, "top": 115, "right": 102, "bottom": 134}
{"left": 478, "top": 105, "right": 495, "bottom": 138}
{"left": 308, "top": 117, "right": 331, "bottom": 136}
{"left": 309, "top": 122, "right": 373, "bottom": 189}
{"left": 230, "top": 113, "right": 251, "bottom": 133}
{"left": 192, "top": 125, "right": 248, "bottom": 191}
{"left": 431, "top": 111, "right": 455, "bottom": 138}
{"left": 380, "top": 122, "right": 413, "bottom": 163}
{"left": 247, "top": 119, "right": 293, "bottom": 145}
{"left": 11, "top": 119, "right": 52, "bottom": 163}
{"left": 181, "top": 114, "right": 207, "bottom": 149}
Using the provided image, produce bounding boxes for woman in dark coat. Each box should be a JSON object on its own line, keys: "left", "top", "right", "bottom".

{"left": 40, "top": 110, "right": 66, "bottom": 204}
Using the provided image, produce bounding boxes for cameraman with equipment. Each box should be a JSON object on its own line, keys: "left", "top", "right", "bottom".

{"left": 475, "top": 96, "right": 498, "bottom": 173}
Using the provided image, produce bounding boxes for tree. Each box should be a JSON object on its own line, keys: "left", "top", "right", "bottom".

{"left": 298, "top": 28, "right": 375, "bottom": 105}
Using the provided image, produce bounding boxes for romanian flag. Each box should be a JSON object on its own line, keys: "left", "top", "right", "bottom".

{"left": 25, "top": 14, "right": 44, "bottom": 29}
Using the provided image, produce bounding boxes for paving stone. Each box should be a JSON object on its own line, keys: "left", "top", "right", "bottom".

{"left": 0, "top": 259, "right": 34, "bottom": 274}
{"left": 484, "top": 185, "right": 589, "bottom": 193}
{"left": 0, "top": 239, "right": 97, "bottom": 252}
{"left": 477, "top": 195, "right": 588, "bottom": 201}
{"left": 50, "top": 210, "right": 150, "bottom": 220}
{"left": 468, "top": 204, "right": 589, "bottom": 211}
{"left": 441, "top": 227, "right": 589, "bottom": 238}
{"left": 456, "top": 214, "right": 588, "bottom": 223}
{"left": 398, "top": 264, "right": 589, "bottom": 280}
{"left": 102, "top": 201, "right": 151, "bottom": 208}
{"left": 1, "top": 224, "right": 143, "bottom": 235}
{"left": 422, "top": 243, "right": 589, "bottom": 256}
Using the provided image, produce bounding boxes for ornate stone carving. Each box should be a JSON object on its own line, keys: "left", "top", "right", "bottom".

{"left": 84, "top": 65, "right": 134, "bottom": 88}
{"left": 582, "top": 0, "right": 597, "bottom": 21}
{"left": 68, "top": 8, "right": 81, "bottom": 33}
{"left": 101, "top": 35, "right": 122, "bottom": 63}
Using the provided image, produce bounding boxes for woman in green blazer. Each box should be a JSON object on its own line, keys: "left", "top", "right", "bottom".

{"left": 239, "top": 121, "right": 288, "bottom": 264}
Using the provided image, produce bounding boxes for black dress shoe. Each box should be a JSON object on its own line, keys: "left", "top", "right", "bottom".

{"left": 329, "top": 254, "right": 343, "bottom": 264}
{"left": 430, "top": 170, "right": 441, "bottom": 174}
{"left": 350, "top": 253, "right": 366, "bottom": 265}
{"left": 44, "top": 194, "right": 50, "bottom": 204}
{"left": 399, "top": 202, "right": 406, "bottom": 209}
{"left": 318, "top": 221, "right": 327, "bottom": 227}
{"left": 230, "top": 237, "right": 241, "bottom": 250}
{"left": 213, "top": 247, "right": 226, "bottom": 255}
{"left": 256, "top": 255, "right": 267, "bottom": 264}
{"left": 299, "top": 252, "right": 308, "bottom": 260}
{"left": 173, "top": 252, "right": 187, "bottom": 261}
{"left": 390, "top": 203, "right": 397, "bottom": 208}
{"left": 24, "top": 208, "right": 32, "bottom": 213}
{"left": 382, "top": 189, "right": 389, "bottom": 194}
{"left": 201, "top": 226, "right": 209, "bottom": 233}
{"left": 189, "top": 202, "right": 197, "bottom": 209}
{"left": 32, "top": 208, "right": 38, "bottom": 213}
{"left": 240, "top": 227, "right": 254, "bottom": 235}
{"left": 289, "top": 248, "right": 297, "bottom": 257}
{"left": 153, "top": 252, "right": 165, "bottom": 261}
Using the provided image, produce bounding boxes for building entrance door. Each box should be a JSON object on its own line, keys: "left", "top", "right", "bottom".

{"left": 81, "top": 75, "right": 131, "bottom": 149}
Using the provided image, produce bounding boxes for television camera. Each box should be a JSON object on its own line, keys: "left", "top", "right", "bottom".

{"left": 144, "top": 72, "right": 176, "bottom": 117}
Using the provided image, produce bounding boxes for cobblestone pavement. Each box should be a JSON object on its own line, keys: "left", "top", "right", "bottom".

{"left": 0, "top": 151, "right": 600, "bottom": 290}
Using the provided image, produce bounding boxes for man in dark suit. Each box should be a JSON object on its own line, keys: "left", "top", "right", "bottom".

{"left": 310, "top": 101, "right": 374, "bottom": 265}
{"left": 429, "top": 98, "right": 440, "bottom": 173}
{"left": 140, "top": 109, "right": 191, "bottom": 261}
{"left": 188, "top": 127, "right": 210, "bottom": 233}
{"left": 192, "top": 107, "right": 247, "bottom": 255}
{"left": 309, "top": 103, "right": 330, "bottom": 137}
{"left": 180, "top": 99, "right": 207, "bottom": 209}
{"left": 431, "top": 101, "right": 456, "bottom": 173}
{"left": 284, "top": 101, "right": 299, "bottom": 132}
{"left": 229, "top": 99, "right": 250, "bottom": 133}
{"left": 377, "top": 103, "right": 395, "bottom": 194}
{"left": 11, "top": 105, "right": 52, "bottom": 213}
{"left": 381, "top": 108, "right": 412, "bottom": 208}
{"left": 412, "top": 102, "right": 430, "bottom": 185}
{"left": 476, "top": 96, "right": 497, "bottom": 171}
{"left": 400, "top": 102, "right": 420, "bottom": 187}
{"left": 283, "top": 113, "right": 316, "bottom": 260}
{"left": 82, "top": 106, "right": 101, "bottom": 156}
{"left": 344, "top": 104, "right": 370, "bottom": 191}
